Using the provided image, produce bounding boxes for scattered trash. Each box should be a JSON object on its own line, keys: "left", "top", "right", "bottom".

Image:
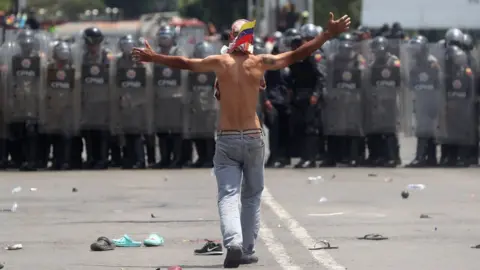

{"left": 167, "top": 266, "right": 183, "bottom": 270}
{"left": 72, "top": 188, "right": 78, "bottom": 192}
{"left": 401, "top": 191, "right": 409, "bottom": 199}
{"left": 151, "top": 213, "right": 156, "bottom": 218}
{"left": 307, "top": 176, "right": 318, "bottom": 184}
{"left": 309, "top": 240, "right": 338, "bottom": 250}
{"left": 112, "top": 235, "right": 142, "bottom": 247}
{"left": 11, "top": 202, "right": 18, "bottom": 212}
{"left": 471, "top": 244, "right": 480, "bottom": 249}
{"left": 368, "top": 173, "right": 377, "bottom": 177}
{"left": 5, "top": 244, "right": 22, "bottom": 250}
{"left": 420, "top": 214, "right": 431, "bottom": 219}
{"left": 277, "top": 224, "right": 281, "bottom": 228}
{"left": 318, "top": 197, "right": 328, "bottom": 203}
{"left": 144, "top": 234, "right": 164, "bottom": 247}
{"left": 434, "top": 227, "right": 437, "bottom": 231}
{"left": 330, "top": 174, "right": 336, "bottom": 179}
{"left": 11, "top": 186, "right": 22, "bottom": 194}
{"left": 384, "top": 177, "right": 393, "bottom": 183}
{"left": 407, "top": 184, "right": 426, "bottom": 191}
{"left": 164, "top": 177, "right": 168, "bottom": 182}
{"left": 357, "top": 234, "right": 388, "bottom": 241}
{"left": 194, "top": 239, "right": 223, "bottom": 256}
{"left": 30, "top": 188, "right": 37, "bottom": 192}
{"left": 0, "top": 262, "right": 4, "bottom": 269}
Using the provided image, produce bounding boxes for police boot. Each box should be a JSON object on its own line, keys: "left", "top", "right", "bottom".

{"left": 152, "top": 136, "right": 170, "bottom": 169}
{"left": 347, "top": 137, "right": 364, "bottom": 167}
{"left": 109, "top": 136, "right": 122, "bottom": 168}
{"left": 93, "top": 132, "right": 109, "bottom": 170}
{"left": 456, "top": 146, "right": 470, "bottom": 167}
{"left": 145, "top": 135, "right": 157, "bottom": 167}
{"left": 180, "top": 139, "right": 193, "bottom": 167}
{"left": 168, "top": 136, "right": 184, "bottom": 169}
{"left": 0, "top": 139, "right": 8, "bottom": 170}
{"left": 294, "top": 136, "right": 317, "bottom": 169}
{"left": 132, "top": 135, "right": 146, "bottom": 169}
{"left": 439, "top": 144, "right": 456, "bottom": 167}
{"left": 60, "top": 137, "right": 72, "bottom": 170}
{"left": 468, "top": 145, "right": 478, "bottom": 166}
{"left": 406, "top": 138, "right": 428, "bottom": 168}
{"left": 20, "top": 126, "right": 38, "bottom": 172}
{"left": 383, "top": 135, "right": 398, "bottom": 167}
{"left": 191, "top": 140, "right": 206, "bottom": 168}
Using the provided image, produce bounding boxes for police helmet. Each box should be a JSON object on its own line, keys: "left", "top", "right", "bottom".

{"left": 83, "top": 27, "right": 104, "bottom": 45}
{"left": 299, "top": 23, "right": 319, "bottom": 41}
{"left": 118, "top": 35, "right": 137, "bottom": 54}
{"left": 445, "top": 28, "right": 464, "bottom": 47}
{"left": 193, "top": 41, "right": 215, "bottom": 58}
{"left": 53, "top": 41, "right": 71, "bottom": 61}
{"left": 155, "top": 25, "right": 176, "bottom": 48}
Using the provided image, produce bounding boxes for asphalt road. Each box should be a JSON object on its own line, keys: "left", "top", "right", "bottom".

{"left": 0, "top": 136, "right": 479, "bottom": 270}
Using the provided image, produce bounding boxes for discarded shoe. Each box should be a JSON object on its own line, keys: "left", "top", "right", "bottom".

{"left": 194, "top": 239, "right": 223, "bottom": 255}
{"left": 90, "top": 236, "right": 116, "bottom": 251}
{"left": 112, "top": 235, "right": 142, "bottom": 247}
{"left": 144, "top": 234, "right": 164, "bottom": 247}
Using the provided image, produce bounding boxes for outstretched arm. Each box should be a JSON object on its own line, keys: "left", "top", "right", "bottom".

{"left": 131, "top": 41, "right": 222, "bottom": 72}
{"left": 259, "top": 12, "right": 350, "bottom": 71}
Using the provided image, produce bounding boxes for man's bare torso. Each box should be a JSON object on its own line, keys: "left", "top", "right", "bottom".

{"left": 215, "top": 52, "right": 263, "bottom": 131}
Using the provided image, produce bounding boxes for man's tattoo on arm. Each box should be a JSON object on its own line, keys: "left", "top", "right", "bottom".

{"left": 262, "top": 56, "right": 276, "bottom": 65}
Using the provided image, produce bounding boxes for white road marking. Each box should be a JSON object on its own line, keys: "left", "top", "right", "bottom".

{"left": 263, "top": 187, "right": 347, "bottom": 270}
{"left": 259, "top": 220, "right": 303, "bottom": 270}
{"left": 308, "top": 212, "right": 345, "bottom": 217}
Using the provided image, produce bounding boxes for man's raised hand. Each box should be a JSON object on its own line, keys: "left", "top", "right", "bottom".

{"left": 132, "top": 40, "right": 156, "bottom": 62}
{"left": 327, "top": 12, "right": 351, "bottom": 37}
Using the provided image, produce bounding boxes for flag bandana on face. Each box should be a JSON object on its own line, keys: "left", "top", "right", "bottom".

{"left": 225, "top": 20, "right": 256, "bottom": 54}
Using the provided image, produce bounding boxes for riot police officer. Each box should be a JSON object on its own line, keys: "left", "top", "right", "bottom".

{"left": 264, "top": 44, "right": 292, "bottom": 168}
{"left": 405, "top": 36, "right": 441, "bottom": 167}
{"left": 8, "top": 31, "right": 43, "bottom": 171}
{"left": 325, "top": 33, "right": 366, "bottom": 166}
{"left": 462, "top": 33, "right": 479, "bottom": 165}
{"left": 288, "top": 32, "right": 326, "bottom": 168}
{"left": 299, "top": 23, "right": 330, "bottom": 166}
{"left": 116, "top": 35, "right": 147, "bottom": 169}
{"left": 78, "top": 27, "right": 110, "bottom": 169}
{"left": 440, "top": 44, "right": 475, "bottom": 167}
{"left": 45, "top": 41, "right": 75, "bottom": 170}
{"left": 150, "top": 25, "right": 191, "bottom": 169}
{"left": 185, "top": 41, "right": 217, "bottom": 168}
{"left": 365, "top": 36, "right": 401, "bottom": 167}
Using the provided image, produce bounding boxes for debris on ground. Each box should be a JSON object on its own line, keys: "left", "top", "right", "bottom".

{"left": 151, "top": 213, "right": 156, "bottom": 218}
{"left": 318, "top": 197, "right": 328, "bottom": 203}
{"left": 368, "top": 173, "right": 377, "bottom": 177}
{"left": 309, "top": 240, "right": 339, "bottom": 250}
{"left": 384, "top": 177, "right": 393, "bottom": 183}
{"left": 30, "top": 188, "right": 37, "bottom": 192}
{"left": 420, "top": 214, "right": 431, "bottom": 219}
{"left": 357, "top": 234, "right": 388, "bottom": 241}
{"left": 401, "top": 191, "right": 409, "bottom": 199}
{"left": 5, "top": 244, "right": 22, "bottom": 250}
{"left": 407, "top": 184, "right": 426, "bottom": 191}
{"left": 72, "top": 187, "right": 78, "bottom": 192}
{"left": 11, "top": 186, "right": 22, "bottom": 194}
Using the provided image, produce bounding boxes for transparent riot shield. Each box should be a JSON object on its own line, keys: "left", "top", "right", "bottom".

{"left": 75, "top": 39, "right": 112, "bottom": 131}
{"left": 3, "top": 29, "right": 48, "bottom": 126}
{"left": 111, "top": 54, "right": 153, "bottom": 135}
{"left": 322, "top": 41, "right": 367, "bottom": 136}
{"left": 183, "top": 71, "right": 217, "bottom": 138}
{"left": 152, "top": 46, "right": 187, "bottom": 133}
{"left": 364, "top": 57, "right": 402, "bottom": 134}
{"left": 436, "top": 49, "right": 477, "bottom": 145}
{"left": 400, "top": 43, "right": 442, "bottom": 138}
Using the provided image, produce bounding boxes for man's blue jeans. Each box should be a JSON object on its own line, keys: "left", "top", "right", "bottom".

{"left": 213, "top": 131, "right": 265, "bottom": 254}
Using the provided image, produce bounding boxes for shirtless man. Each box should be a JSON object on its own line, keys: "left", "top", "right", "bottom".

{"left": 132, "top": 12, "right": 350, "bottom": 268}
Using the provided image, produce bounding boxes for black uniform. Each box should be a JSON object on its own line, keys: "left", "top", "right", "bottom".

{"left": 406, "top": 36, "right": 441, "bottom": 167}
{"left": 264, "top": 45, "right": 292, "bottom": 168}
{"left": 288, "top": 34, "right": 325, "bottom": 168}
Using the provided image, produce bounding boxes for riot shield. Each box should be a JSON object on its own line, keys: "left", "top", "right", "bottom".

{"left": 152, "top": 46, "right": 187, "bottom": 133}
{"left": 3, "top": 29, "right": 48, "bottom": 125}
{"left": 400, "top": 43, "right": 442, "bottom": 138}
{"left": 42, "top": 62, "right": 80, "bottom": 135}
{"left": 75, "top": 40, "right": 112, "bottom": 131}
{"left": 111, "top": 55, "right": 153, "bottom": 135}
{"left": 436, "top": 49, "right": 477, "bottom": 145}
{"left": 322, "top": 41, "right": 367, "bottom": 136}
{"left": 364, "top": 59, "right": 402, "bottom": 134}
{"left": 183, "top": 71, "right": 217, "bottom": 138}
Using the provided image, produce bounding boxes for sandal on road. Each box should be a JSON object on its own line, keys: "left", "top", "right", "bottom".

{"left": 90, "top": 236, "right": 116, "bottom": 251}
{"left": 112, "top": 235, "right": 142, "bottom": 247}
{"left": 144, "top": 234, "right": 164, "bottom": 247}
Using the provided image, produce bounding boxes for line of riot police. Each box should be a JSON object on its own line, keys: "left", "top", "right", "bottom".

{"left": 0, "top": 26, "right": 219, "bottom": 171}
{"left": 259, "top": 25, "right": 480, "bottom": 168}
